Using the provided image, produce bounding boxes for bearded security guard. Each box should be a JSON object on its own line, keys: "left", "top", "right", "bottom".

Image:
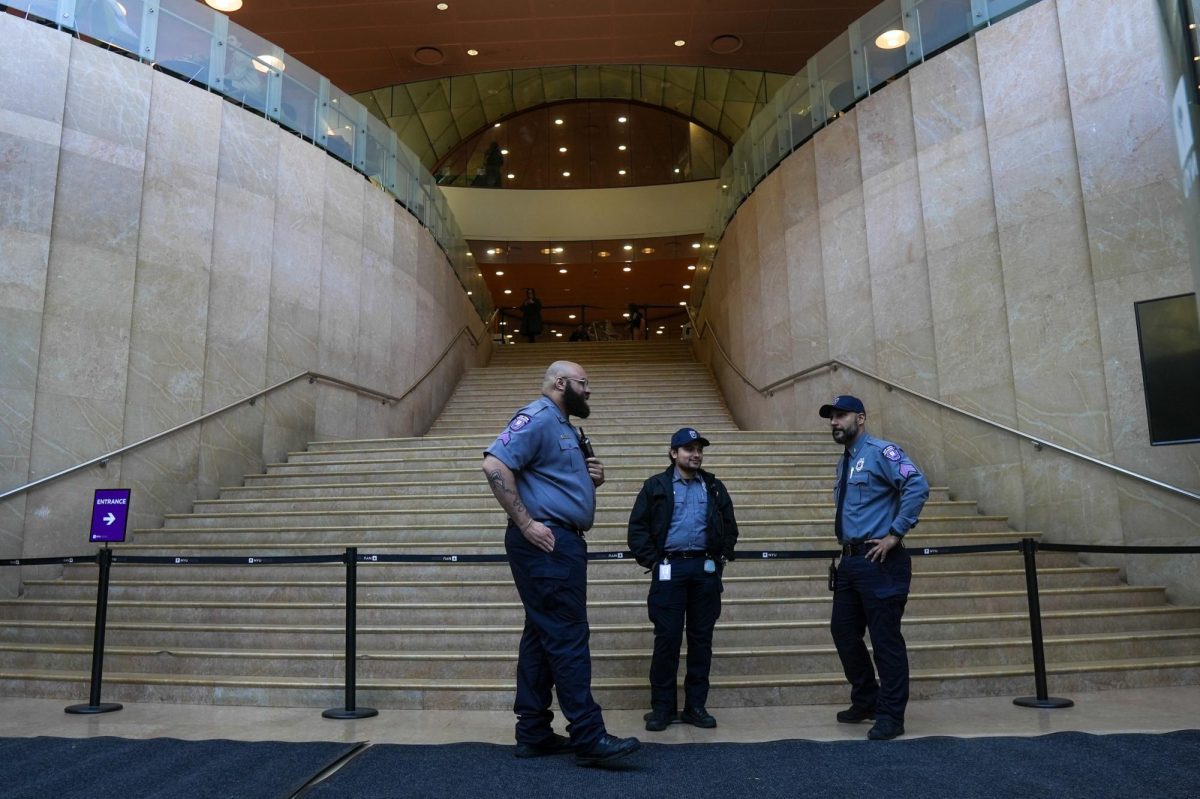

{"left": 482, "top": 360, "right": 641, "bottom": 766}
{"left": 820, "top": 394, "right": 929, "bottom": 741}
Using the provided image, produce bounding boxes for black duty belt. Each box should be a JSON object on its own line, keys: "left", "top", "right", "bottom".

{"left": 841, "top": 540, "right": 879, "bottom": 556}
{"left": 664, "top": 551, "right": 707, "bottom": 560}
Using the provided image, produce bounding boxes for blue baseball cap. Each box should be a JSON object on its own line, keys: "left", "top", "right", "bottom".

{"left": 819, "top": 395, "right": 866, "bottom": 418}
{"left": 670, "top": 427, "right": 711, "bottom": 449}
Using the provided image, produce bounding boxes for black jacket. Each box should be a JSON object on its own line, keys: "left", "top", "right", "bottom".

{"left": 627, "top": 467, "right": 739, "bottom": 569}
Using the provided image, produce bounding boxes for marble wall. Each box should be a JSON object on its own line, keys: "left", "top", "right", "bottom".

{"left": 0, "top": 16, "right": 490, "bottom": 589}
{"left": 692, "top": 0, "right": 1200, "bottom": 602}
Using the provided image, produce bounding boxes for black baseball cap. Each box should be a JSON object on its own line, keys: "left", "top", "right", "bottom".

{"left": 670, "top": 427, "right": 711, "bottom": 448}
{"left": 819, "top": 395, "right": 866, "bottom": 418}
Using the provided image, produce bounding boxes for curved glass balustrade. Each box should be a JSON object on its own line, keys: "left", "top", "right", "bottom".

{"left": 3, "top": 0, "right": 1042, "bottom": 321}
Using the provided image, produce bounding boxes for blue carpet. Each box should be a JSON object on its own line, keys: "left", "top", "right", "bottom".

{"left": 305, "top": 731, "right": 1200, "bottom": 799}
{"left": 0, "top": 736, "right": 359, "bottom": 799}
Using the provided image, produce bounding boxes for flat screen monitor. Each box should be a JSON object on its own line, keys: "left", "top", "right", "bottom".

{"left": 1134, "top": 293, "right": 1200, "bottom": 445}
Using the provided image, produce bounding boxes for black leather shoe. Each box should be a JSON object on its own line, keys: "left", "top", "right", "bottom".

{"left": 574, "top": 733, "right": 641, "bottom": 765}
{"left": 680, "top": 706, "right": 717, "bottom": 728}
{"left": 644, "top": 710, "right": 676, "bottom": 731}
{"left": 836, "top": 705, "right": 876, "bottom": 723}
{"left": 514, "top": 732, "right": 573, "bottom": 758}
{"left": 867, "top": 719, "right": 905, "bottom": 740}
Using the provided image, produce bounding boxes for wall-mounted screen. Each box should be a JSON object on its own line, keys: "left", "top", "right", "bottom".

{"left": 1134, "top": 293, "right": 1200, "bottom": 445}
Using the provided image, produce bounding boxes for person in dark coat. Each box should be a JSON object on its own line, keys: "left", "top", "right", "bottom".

{"left": 521, "top": 288, "right": 544, "bottom": 343}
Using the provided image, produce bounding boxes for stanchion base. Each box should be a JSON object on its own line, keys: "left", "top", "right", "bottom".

{"left": 65, "top": 702, "right": 123, "bottom": 715}
{"left": 1013, "top": 696, "right": 1074, "bottom": 709}
{"left": 323, "top": 707, "right": 379, "bottom": 720}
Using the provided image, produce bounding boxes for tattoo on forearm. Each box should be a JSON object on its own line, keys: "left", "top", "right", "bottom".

{"left": 486, "top": 468, "right": 527, "bottom": 518}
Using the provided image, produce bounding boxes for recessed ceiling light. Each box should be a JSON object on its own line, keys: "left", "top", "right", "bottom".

{"left": 412, "top": 46, "right": 444, "bottom": 65}
{"left": 623, "top": 313, "right": 630, "bottom": 318}
{"left": 559, "top": 146, "right": 568, "bottom": 153}
{"left": 709, "top": 34, "right": 743, "bottom": 54}
{"left": 507, "top": 173, "right": 515, "bottom": 179}
{"left": 618, "top": 169, "right": 626, "bottom": 175}
{"left": 555, "top": 332, "right": 563, "bottom": 337}
{"left": 617, "top": 116, "right": 627, "bottom": 123}
{"left": 679, "top": 301, "right": 687, "bottom": 306}
{"left": 568, "top": 314, "right": 576, "bottom": 319}
{"left": 674, "top": 39, "right": 686, "bottom": 47}
{"left": 500, "top": 148, "right": 508, "bottom": 155}
{"left": 493, "top": 123, "right": 501, "bottom": 128}
{"left": 656, "top": 329, "right": 663, "bottom": 335}
{"left": 559, "top": 268, "right": 568, "bottom": 273}
{"left": 687, "top": 264, "right": 696, "bottom": 270}
{"left": 554, "top": 118, "right": 564, "bottom": 125}
{"left": 553, "top": 246, "right": 564, "bottom": 253}
{"left": 465, "top": 251, "right": 473, "bottom": 257}
{"left": 875, "top": 29, "right": 910, "bottom": 49}
{"left": 540, "top": 248, "right": 552, "bottom": 255}
{"left": 618, "top": 145, "right": 627, "bottom": 151}
{"left": 597, "top": 251, "right": 610, "bottom": 258}
{"left": 205, "top": 0, "right": 242, "bottom": 11}
{"left": 562, "top": 171, "right": 571, "bottom": 177}
{"left": 436, "top": 2, "right": 448, "bottom": 9}
{"left": 641, "top": 247, "right": 655, "bottom": 254}
{"left": 691, "top": 242, "right": 701, "bottom": 249}
{"left": 623, "top": 244, "right": 633, "bottom": 251}
{"left": 682, "top": 284, "right": 691, "bottom": 289}
{"left": 252, "top": 54, "right": 286, "bottom": 74}
{"left": 504, "top": 289, "right": 512, "bottom": 294}
{"left": 495, "top": 270, "right": 504, "bottom": 276}
{"left": 623, "top": 266, "right": 632, "bottom": 272}
{"left": 466, "top": 290, "right": 472, "bottom": 295}
{"left": 486, "top": 248, "right": 497, "bottom": 255}
{"left": 708, "top": 243, "right": 715, "bottom": 249}
{"left": 467, "top": 48, "right": 479, "bottom": 56}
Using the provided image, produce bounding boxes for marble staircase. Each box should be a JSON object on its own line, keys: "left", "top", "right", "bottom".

{"left": 1, "top": 340, "right": 1198, "bottom": 708}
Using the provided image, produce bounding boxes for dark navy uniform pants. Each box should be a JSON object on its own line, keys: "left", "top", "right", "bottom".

{"left": 505, "top": 521, "right": 605, "bottom": 748}
{"left": 830, "top": 547, "right": 911, "bottom": 723}
{"left": 647, "top": 556, "right": 722, "bottom": 713}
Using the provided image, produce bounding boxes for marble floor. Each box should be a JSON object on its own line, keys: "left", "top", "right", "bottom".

{"left": 1, "top": 686, "right": 1196, "bottom": 745}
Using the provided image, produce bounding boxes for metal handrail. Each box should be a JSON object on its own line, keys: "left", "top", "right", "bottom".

{"left": 1, "top": 318, "right": 493, "bottom": 503}
{"left": 687, "top": 309, "right": 1200, "bottom": 504}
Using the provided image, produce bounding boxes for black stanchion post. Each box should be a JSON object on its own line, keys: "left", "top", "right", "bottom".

{"left": 1013, "top": 537, "right": 1073, "bottom": 709}
{"left": 66, "top": 548, "right": 122, "bottom": 714}
{"left": 324, "top": 546, "right": 378, "bottom": 719}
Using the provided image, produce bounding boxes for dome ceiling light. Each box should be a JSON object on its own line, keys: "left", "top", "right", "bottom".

{"left": 252, "top": 54, "right": 286, "bottom": 73}
{"left": 874, "top": 29, "right": 910, "bottom": 49}
{"left": 205, "top": 0, "right": 243, "bottom": 11}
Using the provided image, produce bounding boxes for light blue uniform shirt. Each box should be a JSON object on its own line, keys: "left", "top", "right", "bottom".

{"left": 664, "top": 469, "right": 708, "bottom": 552}
{"left": 484, "top": 395, "right": 596, "bottom": 531}
{"left": 834, "top": 433, "right": 930, "bottom": 542}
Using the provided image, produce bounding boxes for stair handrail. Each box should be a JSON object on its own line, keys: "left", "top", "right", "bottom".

{"left": 0, "top": 315, "right": 495, "bottom": 503}
{"left": 685, "top": 308, "right": 1200, "bottom": 504}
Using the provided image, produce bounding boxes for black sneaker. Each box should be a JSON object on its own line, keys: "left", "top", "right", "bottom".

{"left": 644, "top": 710, "right": 676, "bottom": 732}
{"left": 867, "top": 719, "right": 905, "bottom": 740}
{"left": 680, "top": 706, "right": 717, "bottom": 728}
{"left": 514, "top": 732, "right": 573, "bottom": 758}
{"left": 836, "top": 705, "right": 876, "bottom": 724}
{"left": 574, "top": 733, "right": 641, "bottom": 766}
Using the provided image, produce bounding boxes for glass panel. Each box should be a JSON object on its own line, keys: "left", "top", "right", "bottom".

{"left": 857, "top": 0, "right": 910, "bottom": 90}
{"left": 222, "top": 23, "right": 274, "bottom": 114}
{"left": 986, "top": 0, "right": 1038, "bottom": 20}
{"left": 364, "top": 114, "right": 394, "bottom": 185}
{"left": 813, "top": 31, "right": 855, "bottom": 119}
{"left": 155, "top": 0, "right": 217, "bottom": 86}
{"left": 278, "top": 57, "right": 321, "bottom": 140}
{"left": 5, "top": 1, "right": 59, "bottom": 21}
{"left": 323, "top": 85, "right": 358, "bottom": 163}
{"left": 915, "top": 0, "right": 974, "bottom": 55}
{"left": 74, "top": 0, "right": 142, "bottom": 53}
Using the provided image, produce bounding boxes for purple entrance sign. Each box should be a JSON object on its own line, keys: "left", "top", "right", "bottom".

{"left": 90, "top": 489, "right": 131, "bottom": 543}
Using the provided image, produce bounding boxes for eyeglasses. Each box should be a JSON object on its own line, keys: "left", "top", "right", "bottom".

{"left": 562, "top": 377, "right": 589, "bottom": 388}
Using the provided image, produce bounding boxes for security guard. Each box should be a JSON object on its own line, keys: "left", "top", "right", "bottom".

{"left": 482, "top": 360, "right": 641, "bottom": 766}
{"left": 628, "top": 427, "right": 739, "bottom": 732}
{"left": 820, "top": 394, "right": 929, "bottom": 741}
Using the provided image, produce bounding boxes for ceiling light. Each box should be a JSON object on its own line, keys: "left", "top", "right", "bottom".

{"left": 640, "top": 247, "right": 655, "bottom": 254}
{"left": 493, "top": 123, "right": 501, "bottom": 128}
{"left": 623, "top": 244, "right": 633, "bottom": 251}
{"left": 559, "top": 146, "right": 568, "bottom": 153}
{"left": 504, "top": 289, "right": 512, "bottom": 294}
{"left": 679, "top": 301, "right": 687, "bottom": 306}
{"left": 597, "top": 251, "right": 610, "bottom": 258}
{"left": 467, "top": 48, "right": 479, "bottom": 56}
{"left": 507, "top": 173, "right": 515, "bottom": 179}
{"left": 559, "top": 268, "right": 568, "bottom": 273}
{"left": 622, "top": 313, "right": 630, "bottom": 318}
{"left": 875, "top": 29, "right": 910, "bottom": 49}
{"left": 205, "top": 0, "right": 243, "bottom": 11}
{"left": 618, "top": 145, "right": 627, "bottom": 151}
{"left": 623, "top": 266, "right": 632, "bottom": 272}
{"left": 252, "top": 54, "right": 285, "bottom": 74}
{"left": 500, "top": 148, "right": 508, "bottom": 155}
{"left": 673, "top": 168, "right": 680, "bottom": 173}
{"left": 466, "top": 290, "right": 472, "bottom": 295}
{"left": 562, "top": 171, "right": 571, "bottom": 177}
{"left": 494, "top": 270, "right": 504, "bottom": 275}
{"left": 436, "top": 2, "right": 449, "bottom": 9}
{"left": 568, "top": 314, "right": 576, "bottom": 319}
{"left": 691, "top": 242, "right": 701, "bottom": 249}
{"left": 674, "top": 39, "right": 686, "bottom": 47}
{"left": 554, "top": 118, "right": 564, "bottom": 125}
{"left": 618, "top": 169, "right": 626, "bottom": 175}
{"left": 618, "top": 116, "right": 627, "bottom": 123}
{"left": 682, "top": 284, "right": 691, "bottom": 289}
{"left": 486, "top": 248, "right": 497, "bottom": 255}
{"left": 656, "top": 329, "right": 663, "bottom": 335}
{"left": 466, "top": 251, "right": 472, "bottom": 257}
{"left": 708, "top": 244, "right": 715, "bottom": 249}
{"left": 553, "top": 246, "right": 564, "bottom": 253}
{"left": 687, "top": 264, "right": 696, "bottom": 270}
{"left": 540, "top": 248, "right": 552, "bottom": 255}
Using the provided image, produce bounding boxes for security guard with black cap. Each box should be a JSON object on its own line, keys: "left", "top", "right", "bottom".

{"left": 482, "top": 360, "right": 641, "bottom": 766}
{"left": 627, "top": 427, "right": 739, "bottom": 732}
{"left": 820, "top": 394, "right": 929, "bottom": 741}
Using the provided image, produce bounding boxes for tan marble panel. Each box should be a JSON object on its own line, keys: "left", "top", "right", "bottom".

{"left": 124, "top": 310, "right": 207, "bottom": 437}
{"left": 0, "top": 134, "right": 61, "bottom": 244}
{"left": 34, "top": 314, "right": 132, "bottom": 404}
{"left": 0, "top": 308, "right": 41, "bottom": 394}
{"left": 29, "top": 394, "right": 124, "bottom": 478}
{"left": 197, "top": 402, "right": 266, "bottom": 500}
{"left": 0, "top": 14, "right": 71, "bottom": 122}
{"left": 317, "top": 229, "right": 363, "bottom": 376}
{"left": 784, "top": 214, "right": 829, "bottom": 371}
{"left": 389, "top": 264, "right": 420, "bottom": 402}
{"left": 975, "top": 0, "right": 1070, "bottom": 138}
{"left": 1056, "top": 0, "right": 1165, "bottom": 103}
{"left": 21, "top": 472, "right": 122, "bottom": 558}
{"left": 215, "top": 104, "right": 279, "bottom": 196}
{"left": 63, "top": 37, "right": 151, "bottom": 148}
{"left": 818, "top": 188, "right": 876, "bottom": 368}
{"left": 874, "top": 391, "right": 945, "bottom": 486}
{"left": 856, "top": 77, "right": 917, "bottom": 184}
{"left": 1070, "top": 80, "right": 1175, "bottom": 202}
{"left": 266, "top": 297, "right": 319, "bottom": 381}
{"left": 910, "top": 39, "right": 984, "bottom": 152}
{"left": 356, "top": 247, "right": 395, "bottom": 398}
{"left": 988, "top": 116, "right": 1085, "bottom": 233}
{"left": 939, "top": 411, "right": 1026, "bottom": 524}
{"left": 813, "top": 110, "right": 864, "bottom": 204}
{"left": 1021, "top": 451, "right": 1123, "bottom": 545}
{"left": 915, "top": 128, "right": 998, "bottom": 255}
{"left": 119, "top": 428, "right": 201, "bottom": 497}
{"left": 1082, "top": 179, "right": 1189, "bottom": 286}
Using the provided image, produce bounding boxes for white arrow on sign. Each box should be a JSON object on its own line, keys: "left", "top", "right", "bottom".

{"left": 103, "top": 513, "right": 116, "bottom": 525}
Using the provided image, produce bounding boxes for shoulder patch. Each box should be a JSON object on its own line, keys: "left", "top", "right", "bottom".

{"left": 882, "top": 445, "right": 901, "bottom": 462}
{"left": 508, "top": 414, "right": 533, "bottom": 432}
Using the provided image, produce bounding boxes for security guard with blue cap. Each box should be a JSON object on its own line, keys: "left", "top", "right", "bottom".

{"left": 483, "top": 360, "right": 641, "bottom": 766}
{"left": 819, "top": 394, "right": 929, "bottom": 741}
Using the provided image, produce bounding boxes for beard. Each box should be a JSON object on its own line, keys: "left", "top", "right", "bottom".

{"left": 831, "top": 419, "right": 858, "bottom": 444}
{"left": 563, "top": 383, "right": 591, "bottom": 418}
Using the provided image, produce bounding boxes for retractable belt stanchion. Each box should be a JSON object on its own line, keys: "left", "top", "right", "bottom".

{"left": 66, "top": 547, "right": 123, "bottom": 714}
{"left": 324, "top": 546, "right": 378, "bottom": 719}
{"left": 1013, "top": 537, "right": 1073, "bottom": 709}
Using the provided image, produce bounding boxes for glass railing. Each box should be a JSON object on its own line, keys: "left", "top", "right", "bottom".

{"left": 3, "top": 0, "right": 493, "bottom": 321}
{"left": 689, "top": 0, "right": 1043, "bottom": 305}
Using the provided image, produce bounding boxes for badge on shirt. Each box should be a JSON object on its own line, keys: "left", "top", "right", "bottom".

{"left": 508, "top": 414, "right": 532, "bottom": 432}
{"left": 658, "top": 562, "right": 672, "bottom": 581}
{"left": 882, "top": 445, "right": 901, "bottom": 462}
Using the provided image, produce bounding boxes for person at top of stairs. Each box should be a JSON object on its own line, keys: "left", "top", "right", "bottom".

{"left": 482, "top": 360, "right": 641, "bottom": 766}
